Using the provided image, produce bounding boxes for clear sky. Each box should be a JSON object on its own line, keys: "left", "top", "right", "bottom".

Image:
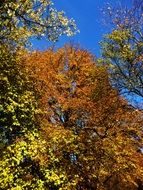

{"left": 31, "top": 0, "right": 132, "bottom": 57}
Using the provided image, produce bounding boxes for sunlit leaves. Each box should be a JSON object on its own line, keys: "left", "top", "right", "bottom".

{"left": 0, "top": 46, "right": 37, "bottom": 148}
{"left": 0, "top": 130, "right": 47, "bottom": 189}
{"left": 21, "top": 45, "right": 143, "bottom": 189}
{"left": 0, "top": 0, "right": 78, "bottom": 49}
{"left": 101, "top": 1, "right": 143, "bottom": 108}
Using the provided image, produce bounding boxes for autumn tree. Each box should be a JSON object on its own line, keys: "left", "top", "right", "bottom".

{"left": 0, "top": 0, "right": 78, "bottom": 143}
{"left": 0, "top": 1, "right": 78, "bottom": 189}
{"left": 18, "top": 45, "right": 143, "bottom": 190}
{"left": 0, "top": 0, "right": 77, "bottom": 49}
{"left": 0, "top": 47, "right": 32, "bottom": 141}
{"left": 101, "top": 0, "right": 143, "bottom": 109}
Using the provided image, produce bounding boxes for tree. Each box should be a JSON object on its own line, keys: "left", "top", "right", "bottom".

{"left": 0, "top": 0, "right": 77, "bottom": 144}
{"left": 18, "top": 45, "right": 143, "bottom": 190}
{"left": 0, "top": 45, "right": 50, "bottom": 189}
{"left": 0, "top": 46, "right": 38, "bottom": 147}
{"left": 101, "top": 0, "right": 143, "bottom": 109}
{"left": 0, "top": 0, "right": 78, "bottom": 49}
{"left": 0, "top": 1, "right": 78, "bottom": 188}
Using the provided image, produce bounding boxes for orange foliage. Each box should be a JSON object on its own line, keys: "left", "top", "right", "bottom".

{"left": 21, "top": 45, "right": 143, "bottom": 190}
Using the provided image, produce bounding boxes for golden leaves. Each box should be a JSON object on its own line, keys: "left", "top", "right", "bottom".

{"left": 3, "top": 45, "right": 142, "bottom": 189}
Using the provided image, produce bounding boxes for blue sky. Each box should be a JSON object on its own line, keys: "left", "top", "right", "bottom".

{"left": 31, "top": 0, "right": 132, "bottom": 57}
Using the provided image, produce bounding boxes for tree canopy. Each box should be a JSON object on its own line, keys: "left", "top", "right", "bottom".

{"left": 101, "top": 0, "right": 143, "bottom": 109}
{"left": 0, "top": 0, "right": 78, "bottom": 49}
{"left": 9, "top": 45, "right": 142, "bottom": 190}
{"left": 0, "top": 0, "right": 143, "bottom": 189}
